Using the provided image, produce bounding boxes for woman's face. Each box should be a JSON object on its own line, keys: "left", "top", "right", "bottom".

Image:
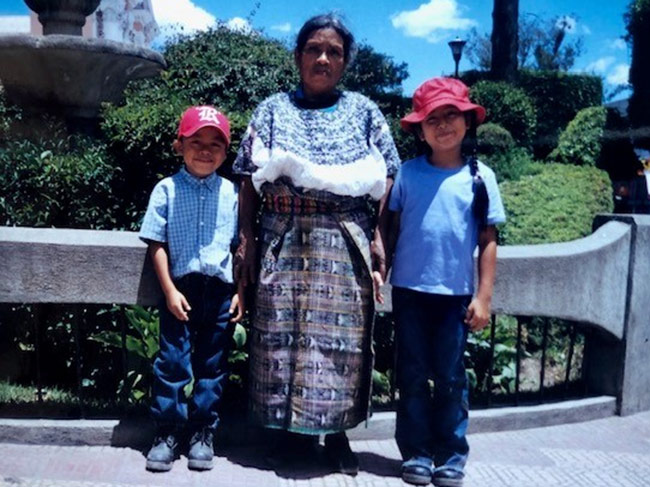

{"left": 296, "top": 28, "right": 346, "bottom": 98}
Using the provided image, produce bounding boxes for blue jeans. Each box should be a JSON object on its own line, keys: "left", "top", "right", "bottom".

{"left": 150, "top": 273, "right": 233, "bottom": 430}
{"left": 392, "top": 287, "right": 471, "bottom": 471}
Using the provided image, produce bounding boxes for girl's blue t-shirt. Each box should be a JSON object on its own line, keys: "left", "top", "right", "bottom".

{"left": 388, "top": 155, "right": 506, "bottom": 295}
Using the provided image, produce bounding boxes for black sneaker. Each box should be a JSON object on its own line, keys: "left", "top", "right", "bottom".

{"left": 188, "top": 427, "right": 215, "bottom": 471}
{"left": 401, "top": 457, "right": 433, "bottom": 485}
{"left": 146, "top": 431, "right": 178, "bottom": 472}
{"left": 324, "top": 432, "right": 359, "bottom": 476}
{"left": 432, "top": 466, "right": 464, "bottom": 487}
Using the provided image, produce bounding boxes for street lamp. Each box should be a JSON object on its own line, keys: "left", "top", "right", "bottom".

{"left": 448, "top": 37, "right": 467, "bottom": 78}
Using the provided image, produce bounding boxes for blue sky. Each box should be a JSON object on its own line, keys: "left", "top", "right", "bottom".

{"left": 1, "top": 0, "right": 632, "bottom": 98}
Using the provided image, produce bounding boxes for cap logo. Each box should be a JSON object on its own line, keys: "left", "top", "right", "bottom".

{"left": 197, "top": 107, "right": 221, "bottom": 125}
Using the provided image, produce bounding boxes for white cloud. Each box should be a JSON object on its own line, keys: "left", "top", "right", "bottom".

{"left": 0, "top": 15, "right": 30, "bottom": 34}
{"left": 609, "top": 38, "right": 627, "bottom": 51}
{"left": 149, "top": 0, "right": 216, "bottom": 45}
{"left": 151, "top": 0, "right": 216, "bottom": 32}
{"left": 391, "top": 0, "right": 477, "bottom": 43}
{"left": 226, "top": 17, "right": 252, "bottom": 33}
{"left": 580, "top": 24, "right": 592, "bottom": 35}
{"left": 607, "top": 64, "right": 629, "bottom": 85}
{"left": 585, "top": 56, "right": 615, "bottom": 74}
{"left": 271, "top": 22, "right": 292, "bottom": 33}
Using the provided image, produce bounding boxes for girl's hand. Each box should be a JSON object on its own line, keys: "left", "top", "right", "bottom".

{"left": 465, "top": 297, "right": 490, "bottom": 331}
{"left": 372, "top": 271, "right": 385, "bottom": 304}
{"left": 229, "top": 283, "right": 246, "bottom": 322}
{"left": 166, "top": 289, "right": 191, "bottom": 321}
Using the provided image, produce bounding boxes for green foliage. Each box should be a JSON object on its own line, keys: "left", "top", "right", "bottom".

{"left": 626, "top": 0, "right": 650, "bottom": 144}
{"left": 499, "top": 163, "right": 614, "bottom": 245}
{"left": 90, "top": 306, "right": 160, "bottom": 403}
{"left": 470, "top": 81, "right": 537, "bottom": 147}
{"left": 548, "top": 106, "right": 607, "bottom": 166}
{"left": 481, "top": 147, "right": 543, "bottom": 182}
{"left": 477, "top": 123, "right": 515, "bottom": 155}
{"left": 341, "top": 44, "right": 408, "bottom": 98}
{"left": 0, "top": 137, "right": 119, "bottom": 228}
{"left": 516, "top": 70, "right": 603, "bottom": 157}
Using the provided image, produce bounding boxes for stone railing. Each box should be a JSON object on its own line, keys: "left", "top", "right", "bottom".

{"left": 1, "top": 214, "right": 649, "bottom": 416}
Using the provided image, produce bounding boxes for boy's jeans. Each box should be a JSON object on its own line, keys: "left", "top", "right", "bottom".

{"left": 392, "top": 287, "right": 471, "bottom": 471}
{"left": 150, "top": 273, "right": 233, "bottom": 431}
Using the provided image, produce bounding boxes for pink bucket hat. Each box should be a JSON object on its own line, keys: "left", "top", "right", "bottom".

{"left": 177, "top": 105, "right": 231, "bottom": 146}
{"left": 401, "top": 77, "right": 486, "bottom": 132}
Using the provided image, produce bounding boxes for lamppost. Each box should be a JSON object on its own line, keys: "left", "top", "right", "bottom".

{"left": 448, "top": 37, "right": 467, "bottom": 78}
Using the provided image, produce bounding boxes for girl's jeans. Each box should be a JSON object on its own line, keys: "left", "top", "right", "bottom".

{"left": 392, "top": 286, "right": 471, "bottom": 471}
{"left": 150, "top": 273, "right": 233, "bottom": 431}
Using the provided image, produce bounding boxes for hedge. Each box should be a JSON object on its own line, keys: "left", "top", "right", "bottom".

{"left": 470, "top": 81, "right": 537, "bottom": 148}
{"left": 498, "top": 163, "right": 613, "bottom": 245}
{"left": 548, "top": 106, "right": 607, "bottom": 166}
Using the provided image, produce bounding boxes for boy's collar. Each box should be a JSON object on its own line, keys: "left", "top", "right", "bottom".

{"left": 180, "top": 166, "right": 219, "bottom": 191}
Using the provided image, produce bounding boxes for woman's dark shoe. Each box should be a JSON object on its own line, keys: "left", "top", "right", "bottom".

{"left": 265, "top": 432, "right": 319, "bottom": 470}
{"left": 187, "top": 427, "right": 215, "bottom": 471}
{"left": 324, "top": 432, "right": 359, "bottom": 476}
{"left": 145, "top": 430, "right": 178, "bottom": 472}
{"left": 401, "top": 457, "right": 433, "bottom": 485}
{"left": 432, "top": 466, "right": 464, "bottom": 487}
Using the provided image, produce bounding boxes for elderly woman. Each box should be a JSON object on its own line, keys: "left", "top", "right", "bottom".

{"left": 233, "top": 14, "right": 400, "bottom": 474}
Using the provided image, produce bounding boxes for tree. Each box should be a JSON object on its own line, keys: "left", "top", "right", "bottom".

{"left": 467, "top": 13, "right": 584, "bottom": 72}
{"left": 341, "top": 44, "right": 408, "bottom": 98}
{"left": 626, "top": 0, "right": 650, "bottom": 148}
{"left": 491, "top": 0, "right": 519, "bottom": 81}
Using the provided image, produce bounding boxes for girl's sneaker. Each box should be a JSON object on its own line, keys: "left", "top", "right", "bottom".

{"left": 401, "top": 456, "right": 433, "bottom": 485}
{"left": 432, "top": 466, "right": 464, "bottom": 487}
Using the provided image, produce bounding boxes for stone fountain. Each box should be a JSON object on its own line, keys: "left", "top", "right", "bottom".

{"left": 0, "top": 0, "right": 165, "bottom": 125}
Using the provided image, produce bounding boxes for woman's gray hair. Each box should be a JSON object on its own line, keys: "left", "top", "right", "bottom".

{"left": 295, "top": 13, "right": 357, "bottom": 64}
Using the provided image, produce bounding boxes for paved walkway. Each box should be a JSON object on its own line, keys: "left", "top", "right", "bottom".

{"left": 1, "top": 412, "right": 649, "bottom": 487}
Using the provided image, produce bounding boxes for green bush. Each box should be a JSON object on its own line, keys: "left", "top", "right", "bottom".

{"left": 548, "top": 106, "right": 607, "bottom": 166}
{"left": 470, "top": 81, "right": 537, "bottom": 147}
{"left": 477, "top": 123, "right": 515, "bottom": 154}
{"left": 498, "top": 163, "right": 613, "bottom": 245}
{"left": 0, "top": 137, "right": 120, "bottom": 228}
{"left": 517, "top": 70, "right": 603, "bottom": 157}
{"left": 482, "top": 147, "right": 542, "bottom": 182}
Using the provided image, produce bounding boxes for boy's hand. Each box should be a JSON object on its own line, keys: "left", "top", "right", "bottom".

{"left": 229, "top": 283, "right": 245, "bottom": 322}
{"left": 166, "top": 289, "right": 191, "bottom": 321}
{"left": 370, "top": 236, "right": 387, "bottom": 282}
{"left": 465, "top": 297, "right": 490, "bottom": 331}
{"left": 372, "top": 271, "right": 385, "bottom": 305}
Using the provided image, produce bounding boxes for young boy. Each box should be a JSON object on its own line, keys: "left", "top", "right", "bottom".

{"left": 139, "top": 105, "right": 243, "bottom": 472}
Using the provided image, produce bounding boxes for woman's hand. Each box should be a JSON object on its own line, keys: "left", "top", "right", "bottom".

{"left": 370, "top": 235, "right": 387, "bottom": 283}
{"left": 464, "top": 297, "right": 491, "bottom": 331}
{"left": 166, "top": 289, "right": 191, "bottom": 321}
{"left": 234, "top": 232, "right": 257, "bottom": 288}
{"left": 229, "top": 282, "right": 246, "bottom": 322}
{"left": 372, "top": 271, "right": 385, "bottom": 304}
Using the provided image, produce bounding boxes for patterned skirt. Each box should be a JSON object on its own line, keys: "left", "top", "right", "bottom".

{"left": 249, "top": 181, "right": 375, "bottom": 434}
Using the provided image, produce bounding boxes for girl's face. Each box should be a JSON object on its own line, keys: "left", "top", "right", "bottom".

{"left": 418, "top": 104, "right": 469, "bottom": 158}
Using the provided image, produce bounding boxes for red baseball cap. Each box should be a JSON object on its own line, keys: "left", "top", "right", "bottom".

{"left": 177, "top": 105, "right": 231, "bottom": 146}
{"left": 401, "top": 77, "right": 486, "bottom": 132}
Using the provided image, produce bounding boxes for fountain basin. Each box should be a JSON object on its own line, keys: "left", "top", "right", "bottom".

{"left": 0, "top": 34, "right": 166, "bottom": 119}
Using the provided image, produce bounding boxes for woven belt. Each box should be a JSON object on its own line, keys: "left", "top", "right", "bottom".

{"left": 263, "top": 195, "right": 366, "bottom": 215}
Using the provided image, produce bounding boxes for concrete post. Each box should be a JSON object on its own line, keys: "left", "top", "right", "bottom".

{"left": 593, "top": 214, "right": 650, "bottom": 415}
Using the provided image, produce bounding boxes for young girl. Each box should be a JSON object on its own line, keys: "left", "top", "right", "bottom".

{"left": 384, "top": 77, "right": 506, "bottom": 486}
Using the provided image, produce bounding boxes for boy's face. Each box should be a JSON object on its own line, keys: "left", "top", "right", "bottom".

{"left": 419, "top": 104, "right": 469, "bottom": 156}
{"left": 175, "top": 126, "right": 228, "bottom": 178}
